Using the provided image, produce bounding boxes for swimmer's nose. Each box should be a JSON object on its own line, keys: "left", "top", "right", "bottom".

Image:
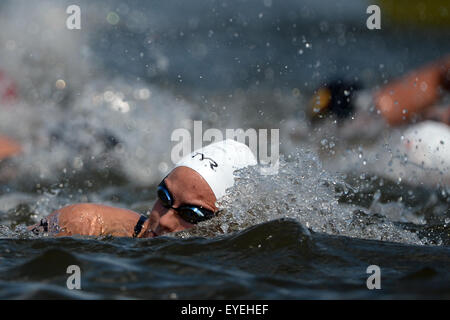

{"left": 149, "top": 200, "right": 185, "bottom": 236}
{"left": 158, "top": 210, "right": 182, "bottom": 234}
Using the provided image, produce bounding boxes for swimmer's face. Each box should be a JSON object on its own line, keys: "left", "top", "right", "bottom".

{"left": 147, "top": 166, "right": 217, "bottom": 237}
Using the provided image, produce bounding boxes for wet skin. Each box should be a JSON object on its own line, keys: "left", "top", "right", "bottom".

{"left": 28, "top": 166, "right": 218, "bottom": 238}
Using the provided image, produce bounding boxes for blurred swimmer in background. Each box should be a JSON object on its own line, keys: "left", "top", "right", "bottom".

{"left": 28, "top": 139, "right": 257, "bottom": 238}
{"left": 309, "top": 55, "right": 450, "bottom": 173}
{"left": 309, "top": 55, "right": 450, "bottom": 128}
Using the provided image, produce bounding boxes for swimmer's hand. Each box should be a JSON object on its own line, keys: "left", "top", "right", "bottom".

{"left": 374, "top": 55, "right": 450, "bottom": 126}
{"left": 41, "top": 203, "right": 148, "bottom": 238}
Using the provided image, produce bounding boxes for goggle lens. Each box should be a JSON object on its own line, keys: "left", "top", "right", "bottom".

{"left": 157, "top": 180, "right": 216, "bottom": 225}
{"left": 177, "top": 207, "right": 211, "bottom": 224}
{"left": 157, "top": 184, "right": 172, "bottom": 207}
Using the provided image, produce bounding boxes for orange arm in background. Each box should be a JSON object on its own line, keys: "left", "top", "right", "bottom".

{"left": 0, "top": 135, "right": 21, "bottom": 160}
{"left": 374, "top": 55, "right": 450, "bottom": 126}
{"left": 422, "top": 105, "right": 450, "bottom": 125}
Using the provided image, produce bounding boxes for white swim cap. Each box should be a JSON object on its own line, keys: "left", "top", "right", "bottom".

{"left": 403, "top": 121, "right": 450, "bottom": 170}
{"left": 175, "top": 139, "right": 257, "bottom": 199}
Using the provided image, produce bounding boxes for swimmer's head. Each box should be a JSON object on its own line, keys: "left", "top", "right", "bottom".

{"left": 146, "top": 139, "right": 257, "bottom": 237}
{"left": 309, "top": 79, "right": 360, "bottom": 122}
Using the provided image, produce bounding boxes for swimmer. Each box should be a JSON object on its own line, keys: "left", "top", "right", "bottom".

{"left": 309, "top": 55, "right": 450, "bottom": 127}
{"left": 28, "top": 139, "right": 257, "bottom": 237}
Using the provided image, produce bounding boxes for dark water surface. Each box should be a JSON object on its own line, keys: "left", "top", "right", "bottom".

{"left": 1, "top": 219, "right": 450, "bottom": 299}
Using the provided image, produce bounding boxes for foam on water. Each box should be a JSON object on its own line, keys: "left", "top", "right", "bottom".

{"left": 177, "top": 150, "right": 426, "bottom": 245}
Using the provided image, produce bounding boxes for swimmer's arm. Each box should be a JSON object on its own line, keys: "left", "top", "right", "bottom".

{"left": 48, "top": 203, "right": 144, "bottom": 237}
{"left": 374, "top": 55, "right": 450, "bottom": 126}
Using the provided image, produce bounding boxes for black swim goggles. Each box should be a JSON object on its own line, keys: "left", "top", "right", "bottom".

{"left": 156, "top": 179, "right": 215, "bottom": 224}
